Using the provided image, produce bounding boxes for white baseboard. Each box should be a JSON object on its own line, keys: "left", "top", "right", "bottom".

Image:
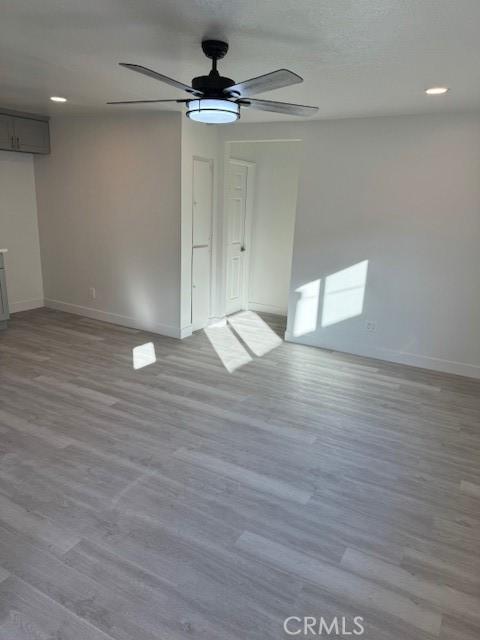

{"left": 44, "top": 298, "right": 182, "bottom": 339}
{"left": 247, "top": 301, "right": 287, "bottom": 316}
{"left": 185, "top": 318, "right": 227, "bottom": 335}
{"left": 180, "top": 324, "right": 193, "bottom": 339}
{"left": 10, "top": 298, "right": 44, "bottom": 313}
{"left": 284, "top": 332, "right": 480, "bottom": 380}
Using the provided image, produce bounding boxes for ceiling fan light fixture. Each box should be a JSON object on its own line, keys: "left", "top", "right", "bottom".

{"left": 186, "top": 98, "right": 239, "bottom": 124}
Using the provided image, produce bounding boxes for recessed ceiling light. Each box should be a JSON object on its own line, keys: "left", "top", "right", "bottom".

{"left": 425, "top": 87, "right": 449, "bottom": 95}
{"left": 50, "top": 96, "right": 67, "bottom": 102}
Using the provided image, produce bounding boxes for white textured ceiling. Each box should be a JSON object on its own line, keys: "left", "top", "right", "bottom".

{"left": 1, "top": 0, "right": 480, "bottom": 122}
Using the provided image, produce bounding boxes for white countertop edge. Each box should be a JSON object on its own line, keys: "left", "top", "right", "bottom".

{"left": 0, "top": 249, "right": 8, "bottom": 253}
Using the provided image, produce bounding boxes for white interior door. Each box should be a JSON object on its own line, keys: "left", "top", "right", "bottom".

{"left": 191, "top": 158, "right": 213, "bottom": 331}
{"left": 225, "top": 160, "right": 253, "bottom": 315}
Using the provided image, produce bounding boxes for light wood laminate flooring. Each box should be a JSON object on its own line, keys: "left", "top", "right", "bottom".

{"left": 0, "top": 308, "right": 479, "bottom": 639}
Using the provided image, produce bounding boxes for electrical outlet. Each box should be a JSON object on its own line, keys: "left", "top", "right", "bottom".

{"left": 366, "top": 320, "right": 377, "bottom": 332}
{"left": 89, "top": 287, "right": 96, "bottom": 300}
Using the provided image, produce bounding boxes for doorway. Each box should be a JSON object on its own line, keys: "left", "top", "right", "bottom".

{"left": 191, "top": 157, "right": 213, "bottom": 331}
{"left": 223, "top": 140, "right": 302, "bottom": 319}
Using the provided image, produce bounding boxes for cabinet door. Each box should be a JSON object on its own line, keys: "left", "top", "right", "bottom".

{"left": 13, "top": 117, "right": 50, "bottom": 154}
{"left": 0, "top": 115, "right": 15, "bottom": 151}
{"left": 0, "top": 269, "right": 9, "bottom": 321}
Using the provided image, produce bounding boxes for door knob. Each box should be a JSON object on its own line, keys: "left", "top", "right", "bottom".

{"left": 240, "top": 245, "right": 246, "bottom": 252}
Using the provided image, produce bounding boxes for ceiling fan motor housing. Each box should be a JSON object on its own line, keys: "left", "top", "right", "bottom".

{"left": 192, "top": 40, "right": 235, "bottom": 98}
{"left": 191, "top": 72, "right": 235, "bottom": 97}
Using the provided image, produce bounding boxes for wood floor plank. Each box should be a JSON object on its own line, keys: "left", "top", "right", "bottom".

{"left": 0, "top": 493, "right": 80, "bottom": 554}
{"left": 0, "top": 524, "right": 177, "bottom": 640}
{"left": 235, "top": 530, "right": 443, "bottom": 635}
{"left": 460, "top": 480, "right": 480, "bottom": 498}
{"left": 0, "top": 408, "right": 76, "bottom": 449}
{"left": 0, "top": 576, "right": 116, "bottom": 640}
{"left": 174, "top": 447, "right": 313, "bottom": 505}
{"left": 341, "top": 547, "right": 480, "bottom": 624}
{"left": 34, "top": 375, "right": 120, "bottom": 406}
{"left": 0, "top": 566, "right": 9, "bottom": 583}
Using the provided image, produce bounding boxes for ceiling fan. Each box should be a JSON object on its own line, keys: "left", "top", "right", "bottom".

{"left": 108, "top": 40, "right": 319, "bottom": 124}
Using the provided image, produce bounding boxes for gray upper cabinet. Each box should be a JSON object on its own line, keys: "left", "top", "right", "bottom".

{"left": 0, "top": 114, "right": 14, "bottom": 150}
{"left": 0, "top": 111, "right": 50, "bottom": 154}
{"left": 13, "top": 117, "right": 50, "bottom": 153}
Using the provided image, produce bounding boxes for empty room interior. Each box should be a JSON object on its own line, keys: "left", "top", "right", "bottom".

{"left": 1, "top": 2, "right": 480, "bottom": 639}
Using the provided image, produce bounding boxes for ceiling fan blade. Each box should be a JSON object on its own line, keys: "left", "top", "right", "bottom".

{"left": 107, "top": 99, "right": 187, "bottom": 105}
{"left": 240, "top": 98, "right": 318, "bottom": 117}
{"left": 225, "top": 69, "right": 302, "bottom": 97}
{"left": 119, "top": 63, "right": 201, "bottom": 96}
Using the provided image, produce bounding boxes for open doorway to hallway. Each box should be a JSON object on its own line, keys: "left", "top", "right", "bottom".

{"left": 224, "top": 140, "right": 302, "bottom": 320}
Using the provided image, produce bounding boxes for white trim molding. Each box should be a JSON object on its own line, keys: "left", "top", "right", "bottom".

{"left": 248, "top": 301, "right": 287, "bottom": 316}
{"left": 10, "top": 298, "right": 44, "bottom": 313}
{"left": 44, "top": 298, "right": 182, "bottom": 339}
{"left": 284, "top": 332, "right": 480, "bottom": 380}
{"left": 180, "top": 324, "right": 193, "bottom": 339}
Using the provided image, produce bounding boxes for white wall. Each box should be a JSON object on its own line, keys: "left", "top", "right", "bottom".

{"left": 34, "top": 113, "right": 182, "bottom": 337}
{"left": 0, "top": 151, "right": 44, "bottom": 312}
{"left": 24, "top": 110, "right": 480, "bottom": 377}
{"left": 228, "top": 141, "right": 301, "bottom": 315}
{"left": 180, "top": 118, "right": 219, "bottom": 334}
{"left": 218, "top": 113, "right": 480, "bottom": 378}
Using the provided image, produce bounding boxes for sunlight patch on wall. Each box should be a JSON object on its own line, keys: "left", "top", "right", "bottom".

{"left": 205, "top": 322, "right": 253, "bottom": 373}
{"left": 227, "top": 311, "right": 282, "bottom": 357}
{"left": 321, "top": 260, "right": 369, "bottom": 327}
{"left": 293, "top": 279, "right": 321, "bottom": 337}
{"left": 132, "top": 342, "right": 156, "bottom": 370}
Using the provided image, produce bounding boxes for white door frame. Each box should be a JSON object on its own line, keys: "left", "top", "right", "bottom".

{"left": 191, "top": 156, "right": 214, "bottom": 326}
{"left": 224, "top": 158, "right": 256, "bottom": 315}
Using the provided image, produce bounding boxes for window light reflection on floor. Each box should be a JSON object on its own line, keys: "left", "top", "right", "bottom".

{"left": 205, "top": 320, "right": 253, "bottom": 373}
{"left": 132, "top": 342, "right": 156, "bottom": 370}
{"left": 205, "top": 311, "right": 283, "bottom": 372}
{"left": 227, "top": 310, "right": 282, "bottom": 357}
